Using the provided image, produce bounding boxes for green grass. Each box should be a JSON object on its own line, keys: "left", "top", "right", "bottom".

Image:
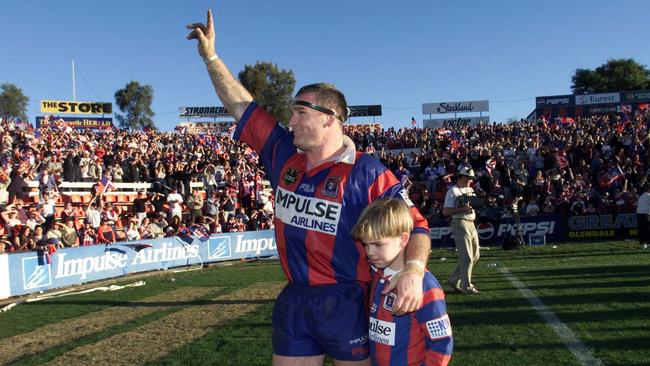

{"left": 1, "top": 242, "right": 649, "bottom": 365}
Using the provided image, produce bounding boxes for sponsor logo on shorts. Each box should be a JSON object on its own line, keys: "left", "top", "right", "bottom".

{"left": 22, "top": 256, "right": 52, "bottom": 290}
{"left": 426, "top": 314, "right": 452, "bottom": 340}
{"left": 208, "top": 236, "right": 231, "bottom": 259}
{"left": 369, "top": 317, "right": 396, "bottom": 346}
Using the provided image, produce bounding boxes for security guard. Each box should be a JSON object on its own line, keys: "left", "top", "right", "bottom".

{"left": 443, "top": 166, "right": 480, "bottom": 294}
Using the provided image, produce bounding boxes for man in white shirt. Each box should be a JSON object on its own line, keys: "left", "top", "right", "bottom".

{"left": 636, "top": 183, "right": 650, "bottom": 246}
{"left": 167, "top": 188, "right": 184, "bottom": 221}
{"left": 443, "top": 166, "right": 481, "bottom": 295}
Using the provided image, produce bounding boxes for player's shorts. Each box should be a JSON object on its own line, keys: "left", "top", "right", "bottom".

{"left": 272, "top": 281, "right": 370, "bottom": 361}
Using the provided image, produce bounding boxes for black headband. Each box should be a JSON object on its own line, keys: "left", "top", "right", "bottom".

{"left": 293, "top": 100, "right": 345, "bottom": 121}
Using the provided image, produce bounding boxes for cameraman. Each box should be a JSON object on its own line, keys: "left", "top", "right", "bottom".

{"left": 443, "top": 166, "right": 480, "bottom": 295}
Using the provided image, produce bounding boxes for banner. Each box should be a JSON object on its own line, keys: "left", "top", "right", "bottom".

{"left": 40, "top": 100, "right": 112, "bottom": 114}
{"left": 343, "top": 123, "right": 382, "bottom": 134}
{"left": 0, "top": 254, "right": 9, "bottom": 299}
{"left": 575, "top": 93, "right": 620, "bottom": 105}
{"left": 429, "top": 212, "right": 638, "bottom": 247}
{"left": 422, "top": 100, "right": 489, "bottom": 114}
{"left": 348, "top": 105, "right": 382, "bottom": 117}
{"left": 566, "top": 213, "right": 636, "bottom": 240}
{"left": 423, "top": 116, "right": 489, "bottom": 129}
{"left": 621, "top": 90, "right": 650, "bottom": 103}
{"left": 179, "top": 106, "right": 230, "bottom": 118}
{"left": 536, "top": 95, "right": 574, "bottom": 107}
{"left": 4, "top": 230, "right": 276, "bottom": 298}
{"left": 176, "top": 121, "right": 235, "bottom": 134}
{"left": 36, "top": 116, "right": 113, "bottom": 129}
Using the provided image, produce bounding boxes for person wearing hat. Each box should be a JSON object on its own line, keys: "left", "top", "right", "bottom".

{"left": 443, "top": 166, "right": 481, "bottom": 295}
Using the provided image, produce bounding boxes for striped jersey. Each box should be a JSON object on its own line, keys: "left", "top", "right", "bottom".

{"left": 369, "top": 268, "right": 453, "bottom": 366}
{"left": 234, "top": 102, "right": 429, "bottom": 286}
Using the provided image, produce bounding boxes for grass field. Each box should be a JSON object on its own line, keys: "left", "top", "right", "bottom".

{"left": 0, "top": 241, "right": 649, "bottom": 366}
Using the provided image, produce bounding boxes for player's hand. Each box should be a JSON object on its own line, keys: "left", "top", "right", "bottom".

{"left": 382, "top": 272, "right": 423, "bottom": 315}
{"left": 186, "top": 9, "right": 217, "bottom": 60}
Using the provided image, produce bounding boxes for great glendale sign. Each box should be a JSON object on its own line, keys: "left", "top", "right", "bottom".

{"left": 422, "top": 100, "right": 489, "bottom": 114}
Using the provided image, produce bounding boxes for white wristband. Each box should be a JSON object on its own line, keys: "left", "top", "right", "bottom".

{"left": 204, "top": 54, "right": 219, "bottom": 65}
{"left": 405, "top": 260, "right": 426, "bottom": 270}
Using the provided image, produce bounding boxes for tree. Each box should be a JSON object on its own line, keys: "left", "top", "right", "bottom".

{"left": 0, "top": 83, "right": 29, "bottom": 121}
{"left": 238, "top": 61, "right": 295, "bottom": 123}
{"left": 114, "top": 81, "right": 155, "bottom": 130}
{"left": 571, "top": 58, "right": 650, "bottom": 94}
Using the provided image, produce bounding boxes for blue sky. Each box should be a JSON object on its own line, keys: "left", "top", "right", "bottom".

{"left": 2, "top": 0, "right": 649, "bottom": 131}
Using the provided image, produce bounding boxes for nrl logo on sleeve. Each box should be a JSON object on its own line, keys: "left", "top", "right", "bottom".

{"left": 321, "top": 176, "right": 341, "bottom": 198}
{"left": 283, "top": 168, "right": 300, "bottom": 185}
{"left": 426, "top": 314, "right": 452, "bottom": 340}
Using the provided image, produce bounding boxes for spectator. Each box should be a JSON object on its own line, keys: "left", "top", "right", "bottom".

{"left": 97, "top": 219, "right": 116, "bottom": 244}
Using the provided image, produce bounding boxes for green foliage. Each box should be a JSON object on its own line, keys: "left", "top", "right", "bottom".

{"left": 114, "top": 80, "right": 156, "bottom": 130}
{"left": 572, "top": 58, "right": 650, "bottom": 94}
{"left": 238, "top": 61, "right": 295, "bottom": 123}
{"left": 0, "top": 83, "right": 29, "bottom": 121}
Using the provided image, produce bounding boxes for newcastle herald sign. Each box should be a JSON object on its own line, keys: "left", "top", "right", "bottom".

{"left": 422, "top": 100, "right": 489, "bottom": 115}
{"left": 36, "top": 116, "right": 113, "bottom": 129}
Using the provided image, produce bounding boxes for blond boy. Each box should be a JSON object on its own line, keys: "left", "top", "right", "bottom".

{"left": 353, "top": 198, "right": 453, "bottom": 366}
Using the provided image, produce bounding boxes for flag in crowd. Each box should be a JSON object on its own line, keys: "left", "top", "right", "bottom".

{"left": 485, "top": 158, "right": 496, "bottom": 176}
{"left": 98, "top": 176, "right": 115, "bottom": 193}
{"left": 599, "top": 166, "right": 625, "bottom": 188}
{"left": 411, "top": 117, "right": 417, "bottom": 126}
{"left": 555, "top": 149, "right": 569, "bottom": 169}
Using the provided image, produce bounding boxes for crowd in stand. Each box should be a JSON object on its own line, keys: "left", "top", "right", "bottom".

{"left": 0, "top": 120, "right": 274, "bottom": 253}
{"left": 1, "top": 109, "right": 648, "bottom": 253}
{"left": 347, "top": 111, "right": 650, "bottom": 224}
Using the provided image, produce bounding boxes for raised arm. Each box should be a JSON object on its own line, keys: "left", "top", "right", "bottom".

{"left": 187, "top": 9, "right": 253, "bottom": 121}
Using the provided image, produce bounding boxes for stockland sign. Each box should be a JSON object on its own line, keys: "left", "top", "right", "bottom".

{"left": 422, "top": 100, "right": 489, "bottom": 115}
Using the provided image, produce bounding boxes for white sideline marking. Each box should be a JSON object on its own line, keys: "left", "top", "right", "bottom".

{"left": 500, "top": 268, "right": 603, "bottom": 366}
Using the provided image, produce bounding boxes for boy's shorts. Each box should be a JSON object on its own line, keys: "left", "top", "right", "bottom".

{"left": 272, "top": 281, "right": 370, "bottom": 361}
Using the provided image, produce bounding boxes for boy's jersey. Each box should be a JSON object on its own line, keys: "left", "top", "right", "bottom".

{"left": 369, "top": 269, "right": 453, "bottom": 366}
{"left": 234, "top": 102, "right": 429, "bottom": 286}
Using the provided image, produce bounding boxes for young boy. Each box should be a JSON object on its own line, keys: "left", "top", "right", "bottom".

{"left": 352, "top": 198, "right": 453, "bottom": 366}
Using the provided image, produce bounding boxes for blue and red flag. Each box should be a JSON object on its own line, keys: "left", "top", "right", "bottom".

{"left": 599, "top": 166, "right": 625, "bottom": 188}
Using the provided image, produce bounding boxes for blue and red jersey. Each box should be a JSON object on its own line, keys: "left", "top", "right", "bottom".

{"left": 234, "top": 102, "right": 429, "bottom": 286}
{"left": 369, "top": 268, "right": 453, "bottom": 366}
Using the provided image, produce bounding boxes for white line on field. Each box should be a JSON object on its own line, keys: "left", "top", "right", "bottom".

{"left": 499, "top": 268, "right": 603, "bottom": 366}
